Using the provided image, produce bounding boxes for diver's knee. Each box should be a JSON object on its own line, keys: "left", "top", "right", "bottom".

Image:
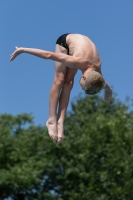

{"left": 64, "top": 80, "right": 74, "bottom": 89}
{"left": 53, "top": 77, "right": 65, "bottom": 88}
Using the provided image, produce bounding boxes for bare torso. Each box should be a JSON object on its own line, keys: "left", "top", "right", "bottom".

{"left": 66, "top": 34, "right": 101, "bottom": 72}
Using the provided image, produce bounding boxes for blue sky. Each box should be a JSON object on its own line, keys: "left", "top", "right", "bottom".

{"left": 1, "top": 0, "right": 133, "bottom": 126}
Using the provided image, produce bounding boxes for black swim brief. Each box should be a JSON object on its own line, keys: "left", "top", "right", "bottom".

{"left": 56, "top": 33, "right": 70, "bottom": 54}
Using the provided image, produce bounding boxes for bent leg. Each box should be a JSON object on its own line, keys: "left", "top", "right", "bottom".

{"left": 57, "top": 67, "right": 78, "bottom": 143}
{"left": 46, "top": 44, "right": 68, "bottom": 142}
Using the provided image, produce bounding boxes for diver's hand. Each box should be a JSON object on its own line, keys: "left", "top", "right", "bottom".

{"left": 10, "top": 47, "right": 24, "bottom": 61}
{"left": 104, "top": 87, "right": 112, "bottom": 101}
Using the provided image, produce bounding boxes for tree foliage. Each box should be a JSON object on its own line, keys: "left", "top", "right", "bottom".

{"left": 0, "top": 95, "right": 133, "bottom": 200}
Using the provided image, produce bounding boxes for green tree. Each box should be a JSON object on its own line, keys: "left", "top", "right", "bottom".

{"left": 0, "top": 95, "right": 133, "bottom": 200}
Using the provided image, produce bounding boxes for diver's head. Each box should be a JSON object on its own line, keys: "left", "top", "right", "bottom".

{"left": 80, "top": 70, "right": 105, "bottom": 95}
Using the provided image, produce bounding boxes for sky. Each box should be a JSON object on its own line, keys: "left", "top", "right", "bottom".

{"left": 1, "top": 0, "right": 133, "bottom": 126}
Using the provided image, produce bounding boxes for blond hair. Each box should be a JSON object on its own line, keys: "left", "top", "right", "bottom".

{"left": 85, "top": 71, "right": 105, "bottom": 95}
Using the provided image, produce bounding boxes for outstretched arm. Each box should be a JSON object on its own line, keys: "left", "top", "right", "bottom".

{"left": 10, "top": 47, "right": 83, "bottom": 68}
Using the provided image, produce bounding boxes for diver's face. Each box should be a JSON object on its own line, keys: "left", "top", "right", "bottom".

{"left": 79, "top": 75, "right": 86, "bottom": 90}
{"left": 80, "top": 68, "right": 93, "bottom": 90}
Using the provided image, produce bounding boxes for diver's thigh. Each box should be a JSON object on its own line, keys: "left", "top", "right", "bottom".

{"left": 65, "top": 68, "right": 78, "bottom": 82}
{"left": 54, "top": 44, "right": 68, "bottom": 78}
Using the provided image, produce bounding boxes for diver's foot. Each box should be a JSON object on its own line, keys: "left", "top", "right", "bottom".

{"left": 46, "top": 119, "right": 58, "bottom": 142}
{"left": 57, "top": 122, "right": 65, "bottom": 143}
